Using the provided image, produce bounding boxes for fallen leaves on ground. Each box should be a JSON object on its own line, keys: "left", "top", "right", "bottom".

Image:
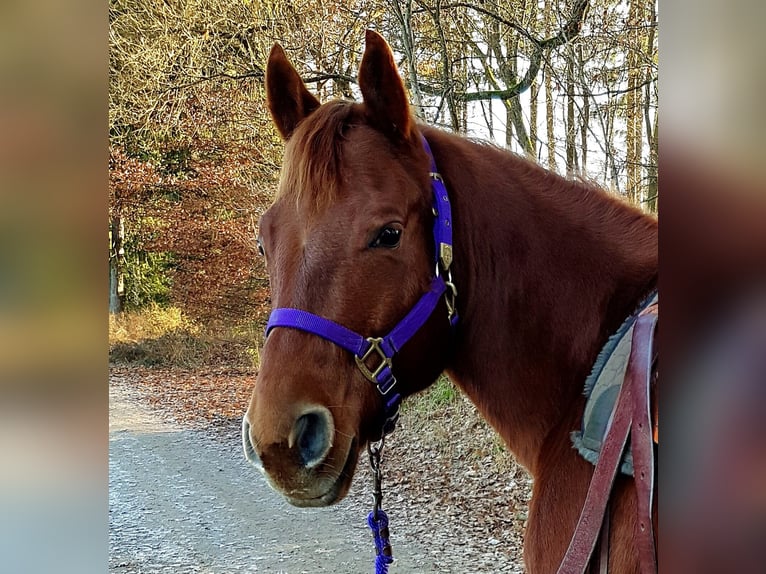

{"left": 109, "top": 364, "right": 255, "bottom": 428}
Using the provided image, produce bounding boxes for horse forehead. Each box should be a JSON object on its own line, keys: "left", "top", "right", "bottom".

{"left": 288, "top": 148, "right": 413, "bottom": 218}
{"left": 343, "top": 130, "right": 408, "bottom": 178}
{"left": 263, "top": 196, "right": 354, "bottom": 264}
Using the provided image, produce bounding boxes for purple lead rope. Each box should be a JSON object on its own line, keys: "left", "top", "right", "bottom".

{"left": 367, "top": 440, "right": 393, "bottom": 574}
{"left": 368, "top": 509, "right": 393, "bottom": 574}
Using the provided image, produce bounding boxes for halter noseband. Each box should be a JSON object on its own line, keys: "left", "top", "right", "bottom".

{"left": 264, "top": 134, "right": 457, "bottom": 435}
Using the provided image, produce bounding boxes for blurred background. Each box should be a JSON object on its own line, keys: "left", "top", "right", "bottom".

{"left": 663, "top": 2, "right": 766, "bottom": 572}
{"left": 1, "top": 1, "right": 106, "bottom": 572}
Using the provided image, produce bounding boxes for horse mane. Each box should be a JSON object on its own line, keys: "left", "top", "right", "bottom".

{"left": 278, "top": 100, "right": 360, "bottom": 213}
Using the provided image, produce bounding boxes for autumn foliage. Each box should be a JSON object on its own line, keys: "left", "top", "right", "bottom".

{"left": 109, "top": 85, "right": 280, "bottom": 326}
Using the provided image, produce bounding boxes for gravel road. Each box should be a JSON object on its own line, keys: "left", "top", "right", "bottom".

{"left": 109, "top": 372, "right": 529, "bottom": 573}
{"left": 109, "top": 382, "right": 443, "bottom": 573}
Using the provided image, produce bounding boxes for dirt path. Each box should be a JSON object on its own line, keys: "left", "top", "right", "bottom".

{"left": 109, "top": 369, "right": 529, "bottom": 573}
{"left": 109, "top": 381, "right": 441, "bottom": 573}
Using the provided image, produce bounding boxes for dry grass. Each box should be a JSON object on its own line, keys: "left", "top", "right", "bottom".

{"left": 109, "top": 304, "right": 260, "bottom": 368}
{"left": 109, "top": 304, "right": 194, "bottom": 341}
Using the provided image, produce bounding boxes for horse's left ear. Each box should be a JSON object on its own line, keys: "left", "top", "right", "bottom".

{"left": 358, "top": 30, "right": 413, "bottom": 141}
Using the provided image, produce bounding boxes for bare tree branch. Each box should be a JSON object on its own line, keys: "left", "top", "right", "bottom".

{"left": 413, "top": 0, "right": 588, "bottom": 102}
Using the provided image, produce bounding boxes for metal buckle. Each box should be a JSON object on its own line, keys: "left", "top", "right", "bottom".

{"left": 444, "top": 275, "right": 458, "bottom": 322}
{"left": 368, "top": 438, "right": 384, "bottom": 511}
{"left": 355, "top": 337, "right": 395, "bottom": 394}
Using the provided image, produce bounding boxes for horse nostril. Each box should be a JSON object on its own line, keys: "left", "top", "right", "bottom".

{"left": 290, "top": 408, "right": 333, "bottom": 469}
{"left": 242, "top": 415, "right": 263, "bottom": 471}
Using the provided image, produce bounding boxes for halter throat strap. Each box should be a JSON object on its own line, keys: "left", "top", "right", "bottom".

{"left": 264, "top": 134, "right": 456, "bottom": 435}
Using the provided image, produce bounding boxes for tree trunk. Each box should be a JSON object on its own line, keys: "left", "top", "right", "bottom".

{"left": 646, "top": 105, "right": 658, "bottom": 212}
{"left": 578, "top": 44, "right": 588, "bottom": 176}
{"left": 626, "top": 0, "right": 645, "bottom": 203}
{"left": 506, "top": 97, "right": 534, "bottom": 156}
{"left": 544, "top": 0, "right": 556, "bottom": 172}
{"left": 607, "top": 105, "right": 620, "bottom": 191}
{"left": 565, "top": 47, "right": 577, "bottom": 176}
{"left": 390, "top": 0, "right": 424, "bottom": 118}
{"left": 429, "top": 1, "right": 460, "bottom": 130}
{"left": 530, "top": 77, "right": 539, "bottom": 159}
{"left": 644, "top": 0, "right": 658, "bottom": 212}
{"left": 528, "top": 0, "right": 539, "bottom": 159}
{"left": 109, "top": 217, "right": 125, "bottom": 314}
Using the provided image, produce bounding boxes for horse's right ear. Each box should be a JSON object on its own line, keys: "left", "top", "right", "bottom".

{"left": 266, "top": 44, "right": 320, "bottom": 140}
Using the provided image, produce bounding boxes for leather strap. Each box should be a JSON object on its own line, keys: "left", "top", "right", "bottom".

{"left": 556, "top": 357, "right": 635, "bottom": 574}
{"left": 586, "top": 503, "right": 611, "bottom": 574}
{"left": 598, "top": 507, "right": 610, "bottom": 574}
{"left": 598, "top": 520, "right": 610, "bottom": 574}
{"left": 557, "top": 311, "right": 658, "bottom": 574}
{"left": 629, "top": 314, "right": 658, "bottom": 574}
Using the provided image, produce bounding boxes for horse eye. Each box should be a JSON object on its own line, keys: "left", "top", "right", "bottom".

{"left": 370, "top": 226, "right": 402, "bottom": 249}
{"left": 256, "top": 237, "right": 265, "bottom": 257}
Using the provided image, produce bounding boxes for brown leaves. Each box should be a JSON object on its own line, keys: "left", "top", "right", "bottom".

{"left": 109, "top": 364, "right": 256, "bottom": 428}
{"left": 380, "top": 395, "right": 532, "bottom": 569}
{"left": 109, "top": 135, "right": 274, "bottom": 323}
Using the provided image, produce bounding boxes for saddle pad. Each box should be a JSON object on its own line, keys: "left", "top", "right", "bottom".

{"left": 571, "top": 292, "right": 658, "bottom": 476}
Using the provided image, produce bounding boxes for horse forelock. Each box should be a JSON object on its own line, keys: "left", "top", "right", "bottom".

{"left": 278, "top": 100, "right": 362, "bottom": 214}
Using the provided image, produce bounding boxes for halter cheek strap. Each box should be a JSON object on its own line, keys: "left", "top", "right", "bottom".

{"left": 422, "top": 135, "right": 453, "bottom": 274}
{"left": 264, "top": 134, "right": 456, "bottom": 435}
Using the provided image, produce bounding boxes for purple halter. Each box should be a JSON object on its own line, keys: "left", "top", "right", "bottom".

{"left": 264, "top": 135, "right": 457, "bottom": 435}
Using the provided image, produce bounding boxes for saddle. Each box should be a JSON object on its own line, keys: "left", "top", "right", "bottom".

{"left": 572, "top": 293, "right": 658, "bottom": 475}
{"left": 560, "top": 296, "right": 658, "bottom": 574}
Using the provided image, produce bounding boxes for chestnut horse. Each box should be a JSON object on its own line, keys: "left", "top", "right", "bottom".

{"left": 243, "top": 31, "right": 657, "bottom": 573}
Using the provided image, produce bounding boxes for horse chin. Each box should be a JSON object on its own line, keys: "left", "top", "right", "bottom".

{"left": 284, "top": 437, "right": 360, "bottom": 508}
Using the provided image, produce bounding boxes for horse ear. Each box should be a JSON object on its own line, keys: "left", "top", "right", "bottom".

{"left": 266, "top": 44, "right": 320, "bottom": 140}
{"left": 358, "top": 30, "right": 413, "bottom": 141}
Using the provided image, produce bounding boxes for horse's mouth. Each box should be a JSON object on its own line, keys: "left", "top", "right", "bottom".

{"left": 285, "top": 438, "right": 359, "bottom": 508}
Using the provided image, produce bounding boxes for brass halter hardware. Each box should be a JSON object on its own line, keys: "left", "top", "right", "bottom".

{"left": 444, "top": 275, "right": 458, "bottom": 323}
{"left": 439, "top": 243, "right": 453, "bottom": 271}
{"left": 354, "top": 337, "right": 396, "bottom": 394}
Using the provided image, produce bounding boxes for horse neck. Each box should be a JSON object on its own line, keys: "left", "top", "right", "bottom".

{"left": 422, "top": 127, "right": 658, "bottom": 474}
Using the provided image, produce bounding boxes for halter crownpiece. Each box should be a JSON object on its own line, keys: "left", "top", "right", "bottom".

{"left": 264, "top": 134, "right": 457, "bottom": 434}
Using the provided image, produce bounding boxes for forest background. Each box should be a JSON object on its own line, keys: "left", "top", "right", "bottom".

{"left": 108, "top": 0, "right": 658, "bottom": 366}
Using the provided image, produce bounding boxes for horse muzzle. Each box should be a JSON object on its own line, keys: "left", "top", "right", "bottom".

{"left": 241, "top": 407, "right": 357, "bottom": 507}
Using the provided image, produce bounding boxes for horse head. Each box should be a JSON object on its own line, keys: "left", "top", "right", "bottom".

{"left": 242, "top": 31, "right": 452, "bottom": 507}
